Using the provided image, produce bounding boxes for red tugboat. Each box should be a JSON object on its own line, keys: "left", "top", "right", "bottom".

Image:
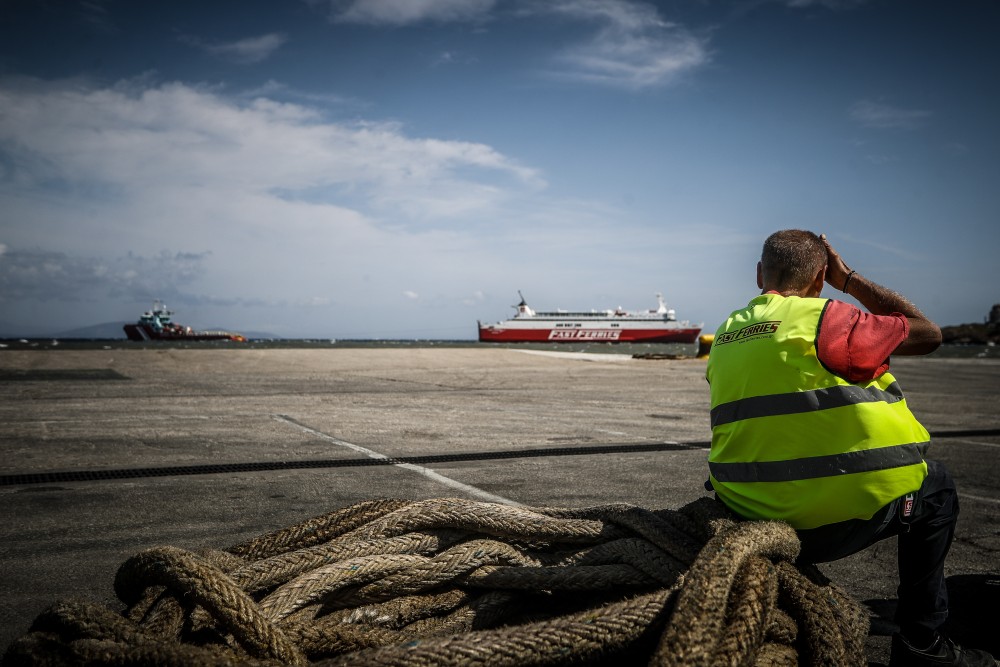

{"left": 123, "top": 301, "right": 245, "bottom": 342}
{"left": 478, "top": 292, "right": 702, "bottom": 344}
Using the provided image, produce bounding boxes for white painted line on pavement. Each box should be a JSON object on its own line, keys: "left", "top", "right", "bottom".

{"left": 512, "top": 350, "right": 633, "bottom": 362}
{"left": 272, "top": 414, "right": 521, "bottom": 507}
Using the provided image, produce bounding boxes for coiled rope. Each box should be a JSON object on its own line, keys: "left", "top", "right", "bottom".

{"left": 3, "top": 497, "right": 869, "bottom": 665}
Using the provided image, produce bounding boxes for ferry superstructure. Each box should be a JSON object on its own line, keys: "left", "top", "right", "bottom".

{"left": 478, "top": 293, "right": 702, "bottom": 344}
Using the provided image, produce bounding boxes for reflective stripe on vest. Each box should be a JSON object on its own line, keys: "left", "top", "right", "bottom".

{"left": 710, "top": 381, "right": 905, "bottom": 428}
{"left": 710, "top": 440, "right": 928, "bottom": 483}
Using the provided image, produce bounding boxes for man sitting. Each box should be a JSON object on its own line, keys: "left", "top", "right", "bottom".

{"left": 705, "top": 229, "right": 995, "bottom": 667}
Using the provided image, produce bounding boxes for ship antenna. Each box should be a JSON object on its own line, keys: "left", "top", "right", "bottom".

{"left": 517, "top": 290, "right": 527, "bottom": 306}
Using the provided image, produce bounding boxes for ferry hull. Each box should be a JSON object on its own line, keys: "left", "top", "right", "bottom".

{"left": 478, "top": 293, "right": 701, "bottom": 345}
{"left": 478, "top": 326, "right": 701, "bottom": 344}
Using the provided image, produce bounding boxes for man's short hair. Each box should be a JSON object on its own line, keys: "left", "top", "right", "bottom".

{"left": 760, "top": 230, "right": 826, "bottom": 290}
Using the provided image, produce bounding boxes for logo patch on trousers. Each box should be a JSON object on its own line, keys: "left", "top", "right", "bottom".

{"left": 902, "top": 493, "right": 915, "bottom": 518}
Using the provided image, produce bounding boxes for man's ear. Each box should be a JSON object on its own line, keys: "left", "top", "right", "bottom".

{"left": 756, "top": 262, "right": 763, "bottom": 289}
{"left": 811, "top": 265, "right": 826, "bottom": 296}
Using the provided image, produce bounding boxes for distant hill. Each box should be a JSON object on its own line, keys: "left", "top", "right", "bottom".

{"left": 941, "top": 304, "right": 1000, "bottom": 345}
{"left": 0, "top": 319, "right": 130, "bottom": 339}
{"left": 941, "top": 322, "right": 999, "bottom": 345}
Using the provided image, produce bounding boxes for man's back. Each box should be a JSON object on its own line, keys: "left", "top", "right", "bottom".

{"left": 706, "top": 292, "right": 928, "bottom": 529}
{"left": 707, "top": 230, "right": 995, "bottom": 666}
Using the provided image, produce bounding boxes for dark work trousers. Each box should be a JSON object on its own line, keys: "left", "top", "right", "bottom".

{"left": 795, "top": 459, "right": 959, "bottom": 636}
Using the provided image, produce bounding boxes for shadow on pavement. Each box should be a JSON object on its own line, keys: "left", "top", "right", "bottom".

{"left": 865, "top": 573, "right": 1000, "bottom": 663}
{"left": 941, "top": 573, "right": 1000, "bottom": 658}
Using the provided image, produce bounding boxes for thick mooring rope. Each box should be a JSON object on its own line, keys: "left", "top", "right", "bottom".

{"left": 3, "top": 497, "right": 869, "bottom": 666}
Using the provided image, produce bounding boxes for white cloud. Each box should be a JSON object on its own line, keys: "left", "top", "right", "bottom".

{"left": 78, "top": 1, "right": 118, "bottom": 32}
{"left": 0, "top": 76, "right": 747, "bottom": 338}
{"left": 403, "top": 290, "right": 420, "bottom": 300}
{"left": 849, "top": 99, "right": 932, "bottom": 130}
{"left": 0, "top": 248, "right": 212, "bottom": 302}
{"left": 331, "top": 0, "right": 496, "bottom": 25}
{"left": 184, "top": 33, "right": 288, "bottom": 64}
{"left": 541, "top": 0, "right": 710, "bottom": 89}
{"left": 329, "top": 0, "right": 707, "bottom": 89}
{"left": 0, "top": 77, "right": 543, "bottom": 224}
{"left": 432, "top": 51, "right": 478, "bottom": 67}
{"left": 239, "top": 80, "right": 363, "bottom": 108}
{"left": 0, "top": 77, "right": 556, "bottom": 332}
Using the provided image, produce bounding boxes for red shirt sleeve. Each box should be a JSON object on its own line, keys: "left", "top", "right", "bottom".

{"left": 816, "top": 300, "right": 909, "bottom": 382}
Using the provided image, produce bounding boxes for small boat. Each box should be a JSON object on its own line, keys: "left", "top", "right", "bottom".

{"left": 478, "top": 292, "right": 702, "bottom": 344}
{"left": 123, "top": 301, "right": 245, "bottom": 342}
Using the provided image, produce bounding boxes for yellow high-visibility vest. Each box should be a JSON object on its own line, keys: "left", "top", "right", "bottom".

{"left": 706, "top": 293, "right": 928, "bottom": 529}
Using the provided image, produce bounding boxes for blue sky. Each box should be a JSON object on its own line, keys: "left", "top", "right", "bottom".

{"left": 0, "top": 0, "right": 997, "bottom": 338}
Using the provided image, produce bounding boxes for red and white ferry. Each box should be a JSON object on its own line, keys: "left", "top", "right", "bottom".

{"left": 478, "top": 293, "right": 702, "bottom": 344}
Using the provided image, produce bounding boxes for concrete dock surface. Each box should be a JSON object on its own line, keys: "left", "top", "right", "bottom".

{"left": 1, "top": 346, "right": 998, "bottom": 664}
